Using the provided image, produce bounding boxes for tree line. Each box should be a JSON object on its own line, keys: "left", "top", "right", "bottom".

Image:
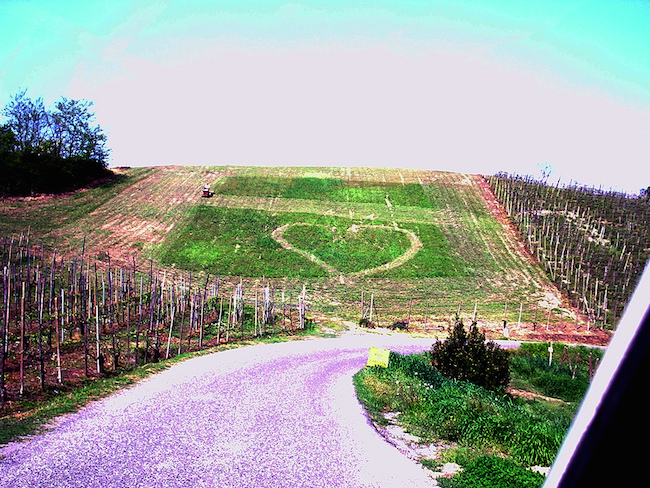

{"left": 0, "top": 90, "right": 111, "bottom": 196}
{"left": 487, "top": 173, "right": 650, "bottom": 328}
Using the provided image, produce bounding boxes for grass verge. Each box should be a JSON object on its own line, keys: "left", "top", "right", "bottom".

{"left": 510, "top": 342, "right": 604, "bottom": 403}
{"left": 353, "top": 345, "right": 597, "bottom": 487}
{"left": 438, "top": 455, "right": 546, "bottom": 488}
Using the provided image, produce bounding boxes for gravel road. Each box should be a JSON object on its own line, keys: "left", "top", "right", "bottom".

{"left": 0, "top": 331, "right": 440, "bottom": 488}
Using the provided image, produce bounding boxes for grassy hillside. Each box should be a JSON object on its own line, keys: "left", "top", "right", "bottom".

{"left": 1, "top": 165, "right": 608, "bottom": 340}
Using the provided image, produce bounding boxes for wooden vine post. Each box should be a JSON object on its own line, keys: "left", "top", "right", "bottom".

{"left": 217, "top": 296, "right": 223, "bottom": 344}
{"left": 165, "top": 287, "right": 176, "bottom": 360}
{"left": 1, "top": 266, "right": 9, "bottom": 403}
{"left": 37, "top": 275, "right": 45, "bottom": 390}
{"left": 235, "top": 281, "right": 244, "bottom": 340}
{"left": 94, "top": 304, "right": 103, "bottom": 374}
{"left": 20, "top": 282, "right": 25, "bottom": 396}
{"left": 262, "top": 285, "right": 273, "bottom": 335}
{"left": 299, "top": 285, "right": 307, "bottom": 330}
{"left": 281, "top": 291, "right": 286, "bottom": 331}
{"left": 254, "top": 290, "right": 259, "bottom": 337}
{"left": 54, "top": 296, "right": 62, "bottom": 384}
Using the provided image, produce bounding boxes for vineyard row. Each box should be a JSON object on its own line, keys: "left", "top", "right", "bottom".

{"left": 1, "top": 237, "right": 309, "bottom": 405}
{"left": 487, "top": 174, "right": 650, "bottom": 328}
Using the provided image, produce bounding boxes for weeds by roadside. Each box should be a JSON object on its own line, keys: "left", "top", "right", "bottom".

{"left": 354, "top": 352, "right": 572, "bottom": 467}
{"left": 353, "top": 340, "right": 598, "bottom": 487}
{"left": 510, "top": 342, "right": 603, "bottom": 403}
{"left": 438, "top": 455, "right": 545, "bottom": 488}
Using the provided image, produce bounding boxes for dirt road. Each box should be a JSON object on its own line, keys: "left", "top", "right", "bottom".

{"left": 0, "top": 332, "right": 438, "bottom": 488}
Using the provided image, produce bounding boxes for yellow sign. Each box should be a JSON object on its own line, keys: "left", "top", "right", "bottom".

{"left": 367, "top": 347, "right": 390, "bottom": 368}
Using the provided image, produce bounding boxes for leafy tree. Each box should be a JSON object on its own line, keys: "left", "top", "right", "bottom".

{"left": 50, "top": 97, "right": 109, "bottom": 163}
{"left": 429, "top": 317, "right": 511, "bottom": 393}
{"left": 0, "top": 125, "right": 16, "bottom": 155}
{"left": 0, "top": 126, "right": 20, "bottom": 194}
{"left": 0, "top": 90, "right": 110, "bottom": 195}
{"left": 1, "top": 90, "right": 49, "bottom": 153}
{"left": 640, "top": 186, "right": 650, "bottom": 201}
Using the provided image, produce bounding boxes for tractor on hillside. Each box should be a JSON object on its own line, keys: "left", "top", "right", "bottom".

{"left": 202, "top": 184, "right": 214, "bottom": 198}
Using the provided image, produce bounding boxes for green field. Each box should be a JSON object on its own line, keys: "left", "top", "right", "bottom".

{"left": 0, "top": 165, "right": 565, "bottom": 329}
{"left": 217, "top": 175, "right": 437, "bottom": 208}
{"left": 157, "top": 205, "right": 464, "bottom": 278}
{"left": 281, "top": 223, "right": 413, "bottom": 275}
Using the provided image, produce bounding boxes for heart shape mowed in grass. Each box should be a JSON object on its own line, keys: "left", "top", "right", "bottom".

{"left": 272, "top": 223, "right": 422, "bottom": 276}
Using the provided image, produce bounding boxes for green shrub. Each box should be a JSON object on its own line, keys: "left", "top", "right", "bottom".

{"left": 438, "top": 455, "right": 545, "bottom": 488}
{"left": 429, "top": 317, "right": 511, "bottom": 393}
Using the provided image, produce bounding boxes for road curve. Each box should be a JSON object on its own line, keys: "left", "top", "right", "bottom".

{"left": 1, "top": 331, "right": 439, "bottom": 488}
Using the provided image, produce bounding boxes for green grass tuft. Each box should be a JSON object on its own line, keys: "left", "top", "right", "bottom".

{"left": 282, "top": 224, "right": 411, "bottom": 274}
{"left": 438, "top": 455, "right": 545, "bottom": 488}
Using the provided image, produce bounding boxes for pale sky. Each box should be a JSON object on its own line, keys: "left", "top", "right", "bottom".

{"left": 1, "top": 0, "right": 649, "bottom": 193}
